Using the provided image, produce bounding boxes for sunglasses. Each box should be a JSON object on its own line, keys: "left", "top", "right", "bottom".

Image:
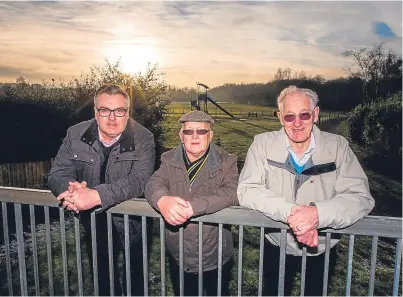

{"left": 182, "top": 129, "right": 211, "bottom": 136}
{"left": 283, "top": 112, "right": 312, "bottom": 123}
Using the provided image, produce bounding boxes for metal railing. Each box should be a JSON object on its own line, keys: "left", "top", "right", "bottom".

{"left": 0, "top": 186, "right": 402, "bottom": 296}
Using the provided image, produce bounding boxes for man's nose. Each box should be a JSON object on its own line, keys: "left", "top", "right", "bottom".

{"left": 294, "top": 115, "right": 302, "bottom": 126}
{"left": 108, "top": 112, "right": 116, "bottom": 120}
{"left": 192, "top": 131, "right": 199, "bottom": 139}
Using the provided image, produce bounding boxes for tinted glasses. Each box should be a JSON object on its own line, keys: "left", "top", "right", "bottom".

{"left": 182, "top": 129, "right": 211, "bottom": 136}
{"left": 283, "top": 112, "right": 312, "bottom": 123}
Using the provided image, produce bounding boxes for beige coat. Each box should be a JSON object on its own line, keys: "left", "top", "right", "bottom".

{"left": 238, "top": 125, "right": 374, "bottom": 256}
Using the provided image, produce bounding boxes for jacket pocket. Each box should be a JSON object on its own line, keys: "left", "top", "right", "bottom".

{"left": 71, "top": 151, "right": 96, "bottom": 181}
{"left": 111, "top": 152, "right": 139, "bottom": 180}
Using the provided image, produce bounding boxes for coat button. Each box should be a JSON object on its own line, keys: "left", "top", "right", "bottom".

{"left": 122, "top": 148, "right": 125, "bottom": 151}
{"left": 74, "top": 154, "right": 77, "bottom": 158}
{"left": 90, "top": 159, "right": 94, "bottom": 162}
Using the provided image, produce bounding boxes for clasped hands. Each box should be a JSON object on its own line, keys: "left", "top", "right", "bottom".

{"left": 287, "top": 205, "right": 319, "bottom": 247}
{"left": 57, "top": 181, "right": 101, "bottom": 213}
{"left": 157, "top": 196, "right": 194, "bottom": 226}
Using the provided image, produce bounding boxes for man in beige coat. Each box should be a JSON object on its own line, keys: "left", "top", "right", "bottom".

{"left": 238, "top": 86, "right": 374, "bottom": 296}
{"left": 145, "top": 110, "right": 239, "bottom": 296}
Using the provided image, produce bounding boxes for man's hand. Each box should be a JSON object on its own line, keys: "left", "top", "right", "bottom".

{"left": 57, "top": 181, "right": 88, "bottom": 213}
{"left": 287, "top": 205, "right": 319, "bottom": 236}
{"left": 157, "top": 196, "right": 193, "bottom": 226}
{"left": 296, "top": 229, "right": 319, "bottom": 247}
{"left": 57, "top": 186, "right": 101, "bottom": 212}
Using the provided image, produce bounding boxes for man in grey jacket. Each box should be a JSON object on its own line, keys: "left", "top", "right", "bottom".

{"left": 238, "top": 85, "right": 374, "bottom": 296}
{"left": 48, "top": 84, "right": 155, "bottom": 296}
{"left": 145, "top": 110, "right": 239, "bottom": 296}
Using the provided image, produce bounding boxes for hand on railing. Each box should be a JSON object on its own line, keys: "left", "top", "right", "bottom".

{"left": 57, "top": 181, "right": 102, "bottom": 213}
{"left": 157, "top": 195, "right": 194, "bottom": 226}
{"left": 296, "top": 229, "right": 319, "bottom": 247}
{"left": 287, "top": 205, "right": 320, "bottom": 247}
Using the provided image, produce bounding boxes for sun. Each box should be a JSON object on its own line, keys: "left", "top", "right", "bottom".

{"left": 100, "top": 40, "right": 161, "bottom": 74}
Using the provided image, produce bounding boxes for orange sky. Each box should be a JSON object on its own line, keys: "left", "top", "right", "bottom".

{"left": 0, "top": 1, "right": 401, "bottom": 88}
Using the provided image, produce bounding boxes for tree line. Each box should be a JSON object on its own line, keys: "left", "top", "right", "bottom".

{"left": 169, "top": 43, "right": 402, "bottom": 111}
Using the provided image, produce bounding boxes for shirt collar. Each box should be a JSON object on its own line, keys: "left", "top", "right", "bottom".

{"left": 286, "top": 132, "right": 316, "bottom": 166}
{"left": 98, "top": 128, "right": 122, "bottom": 147}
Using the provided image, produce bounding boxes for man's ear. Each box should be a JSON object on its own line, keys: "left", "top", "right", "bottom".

{"left": 277, "top": 111, "right": 284, "bottom": 126}
{"left": 313, "top": 106, "right": 320, "bottom": 123}
{"left": 179, "top": 131, "right": 184, "bottom": 144}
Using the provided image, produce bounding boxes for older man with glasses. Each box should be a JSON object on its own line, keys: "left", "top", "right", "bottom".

{"left": 145, "top": 110, "right": 239, "bottom": 296}
{"left": 238, "top": 85, "right": 374, "bottom": 296}
{"left": 48, "top": 84, "right": 155, "bottom": 296}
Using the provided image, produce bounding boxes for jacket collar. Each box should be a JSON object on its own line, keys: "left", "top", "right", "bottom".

{"left": 267, "top": 125, "right": 333, "bottom": 165}
{"left": 168, "top": 143, "right": 222, "bottom": 171}
{"left": 80, "top": 119, "right": 136, "bottom": 154}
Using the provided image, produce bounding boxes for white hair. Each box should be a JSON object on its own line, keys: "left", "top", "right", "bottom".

{"left": 277, "top": 85, "right": 319, "bottom": 112}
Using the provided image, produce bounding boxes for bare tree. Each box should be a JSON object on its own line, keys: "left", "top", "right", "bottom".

{"left": 343, "top": 43, "right": 402, "bottom": 103}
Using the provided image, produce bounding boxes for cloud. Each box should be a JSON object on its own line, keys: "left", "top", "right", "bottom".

{"left": 0, "top": 1, "right": 401, "bottom": 87}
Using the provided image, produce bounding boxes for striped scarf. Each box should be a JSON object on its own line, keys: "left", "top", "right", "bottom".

{"left": 183, "top": 145, "right": 210, "bottom": 187}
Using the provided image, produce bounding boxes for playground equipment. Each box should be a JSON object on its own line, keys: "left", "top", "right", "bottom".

{"left": 191, "top": 82, "right": 237, "bottom": 118}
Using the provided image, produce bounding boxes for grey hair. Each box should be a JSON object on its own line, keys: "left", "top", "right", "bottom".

{"left": 94, "top": 84, "right": 130, "bottom": 108}
{"left": 277, "top": 86, "right": 319, "bottom": 112}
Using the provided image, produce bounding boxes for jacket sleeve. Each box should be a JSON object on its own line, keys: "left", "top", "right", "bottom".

{"left": 144, "top": 161, "right": 171, "bottom": 211}
{"left": 237, "top": 136, "right": 296, "bottom": 223}
{"left": 47, "top": 128, "right": 78, "bottom": 197}
{"left": 188, "top": 155, "right": 239, "bottom": 216}
{"left": 94, "top": 134, "right": 156, "bottom": 211}
{"left": 314, "top": 141, "right": 375, "bottom": 229}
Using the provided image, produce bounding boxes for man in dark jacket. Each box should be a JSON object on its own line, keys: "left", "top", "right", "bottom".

{"left": 48, "top": 84, "right": 155, "bottom": 296}
{"left": 145, "top": 110, "right": 239, "bottom": 296}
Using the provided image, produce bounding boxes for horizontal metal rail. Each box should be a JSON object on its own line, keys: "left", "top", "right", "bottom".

{"left": 0, "top": 186, "right": 401, "bottom": 238}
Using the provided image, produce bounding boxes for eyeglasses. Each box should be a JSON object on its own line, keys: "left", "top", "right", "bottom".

{"left": 182, "top": 129, "right": 211, "bottom": 136}
{"left": 283, "top": 112, "right": 312, "bottom": 123}
{"left": 96, "top": 108, "right": 128, "bottom": 117}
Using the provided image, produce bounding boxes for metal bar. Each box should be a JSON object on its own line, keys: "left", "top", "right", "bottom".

{"left": 160, "top": 218, "right": 166, "bottom": 296}
{"left": 74, "top": 215, "right": 83, "bottom": 296}
{"left": 124, "top": 214, "right": 131, "bottom": 296}
{"left": 142, "top": 216, "right": 149, "bottom": 295}
{"left": 59, "top": 208, "right": 69, "bottom": 296}
{"left": 15, "top": 203, "right": 28, "bottom": 296}
{"left": 218, "top": 223, "right": 223, "bottom": 296}
{"left": 278, "top": 229, "right": 287, "bottom": 296}
{"left": 346, "top": 234, "right": 355, "bottom": 296}
{"left": 237, "top": 225, "right": 244, "bottom": 297}
{"left": 322, "top": 232, "right": 331, "bottom": 296}
{"left": 107, "top": 213, "right": 114, "bottom": 296}
{"left": 198, "top": 222, "right": 203, "bottom": 296}
{"left": 368, "top": 236, "right": 378, "bottom": 296}
{"left": 258, "top": 227, "right": 264, "bottom": 296}
{"left": 30, "top": 204, "right": 40, "bottom": 295}
{"left": 300, "top": 247, "right": 307, "bottom": 296}
{"left": 392, "top": 239, "right": 402, "bottom": 296}
{"left": 91, "top": 211, "right": 99, "bottom": 296}
{"left": 3, "top": 202, "right": 13, "bottom": 296}
{"left": 45, "top": 206, "right": 54, "bottom": 295}
{"left": 179, "top": 226, "right": 184, "bottom": 296}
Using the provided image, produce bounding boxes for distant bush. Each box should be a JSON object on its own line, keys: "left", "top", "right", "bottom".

{"left": 362, "top": 92, "right": 402, "bottom": 159}
{"left": 347, "top": 92, "right": 402, "bottom": 178}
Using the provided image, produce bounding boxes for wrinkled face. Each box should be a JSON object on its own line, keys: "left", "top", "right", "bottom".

{"left": 277, "top": 92, "right": 319, "bottom": 146}
{"left": 95, "top": 93, "right": 129, "bottom": 142}
{"left": 179, "top": 121, "right": 213, "bottom": 162}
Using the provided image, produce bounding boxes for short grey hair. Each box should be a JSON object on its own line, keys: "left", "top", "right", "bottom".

{"left": 94, "top": 84, "right": 130, "bottom": 108}
{"left": 277, "top": 86, "right": 319, "bottom": 112}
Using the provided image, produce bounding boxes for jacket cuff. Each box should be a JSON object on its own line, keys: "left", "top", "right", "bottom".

{"left": 153, "top": 190, "right": 170, "bottom": 210}
{"left": 188, "top": 197, "right": 206, "bottom": 216}
{"left": 94, "top": 185, "right": 113, "bottom": 212}
{"left": 311, "top": 200, "right": 327, "bottom": 229}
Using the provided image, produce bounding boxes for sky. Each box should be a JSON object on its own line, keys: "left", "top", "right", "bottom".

{"left": 0, "top": 1, "right": 401, "bottom": 88}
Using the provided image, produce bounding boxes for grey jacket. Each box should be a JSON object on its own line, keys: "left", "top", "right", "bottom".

{"left": 145, "top": 144, "right": 239, "bottom": 272}
{"left": 238, "top": 125, "right": 375, "bottom": 256}
{"left": 48, "top": 118, "right": 155, "bottom": 241}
